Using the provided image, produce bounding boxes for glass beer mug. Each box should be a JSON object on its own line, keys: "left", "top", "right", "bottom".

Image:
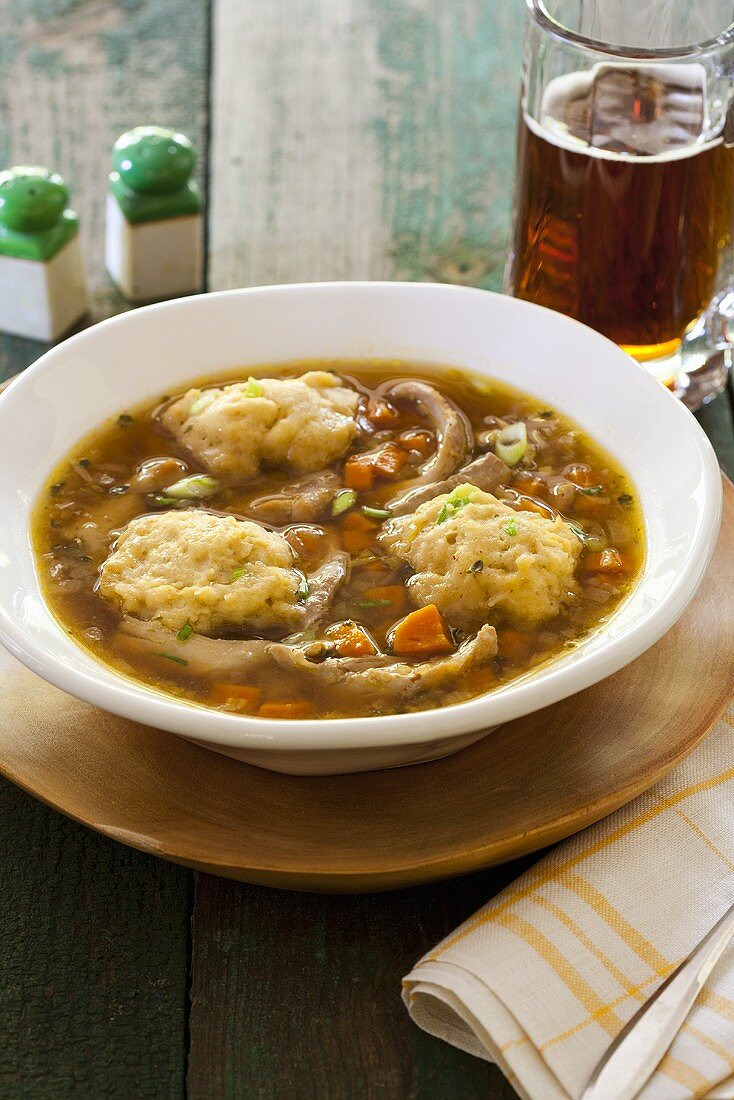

{"left": 505, "top": 2, "right": 734, "bottom": 408}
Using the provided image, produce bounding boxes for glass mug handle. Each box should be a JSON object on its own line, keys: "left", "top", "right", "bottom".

{"left": 678, "top": 107, "right": 734, "bottom": 406}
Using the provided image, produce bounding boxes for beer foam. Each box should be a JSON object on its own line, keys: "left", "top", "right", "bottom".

{"left": 528, "top": 63, "right": 723, "bottom": 163}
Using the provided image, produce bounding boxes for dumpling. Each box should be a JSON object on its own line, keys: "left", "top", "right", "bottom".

{"left": 380, "top": 484, "right": 581, "bottom": 628}
{"left": 160, "top": 371, "right": 359, "bottom": 478}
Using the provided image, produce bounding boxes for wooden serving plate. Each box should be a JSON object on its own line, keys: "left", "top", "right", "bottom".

{"left": 0, "top": 479, "right": 732, "bottom": 893}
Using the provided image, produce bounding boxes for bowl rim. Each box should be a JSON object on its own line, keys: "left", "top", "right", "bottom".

{"left": 0, "top": 281, "right": 723, "bottom": 754}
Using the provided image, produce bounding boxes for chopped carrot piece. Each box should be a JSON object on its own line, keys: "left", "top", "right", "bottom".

{"left": 324, "top": 620, "right": 379, "bottom": 658}
{"left": 513, "top": 471, "right": 545, "bottom": 496}
{"left": 284, "top": 525, "right": 326, "bottom": 561}
{"left": 211, "top": 684, "right": 262, "bottom": 712}
{"left": 390, "top": 603, "right": 454, "bottom": 656}
{"left": 371, "top": 442, "right": 410, "bottom": 480}
{"left": 342, "top": 512, "right": 378, "bottom": 532}
{"left": 258, "top": 701, "right": 314, "bottom": 719}
{"left": 365, "top": 398, "right": 402, "bottom": 429}
{"left": 583, "top": 548, "right": 628, "bottom": 574}
{"left": 340, "top": 510, "right": 379, "bottom": 553}
{"left": 344, "top": 455, "right": 375, "bottom": 490}
{"left": 573, "top": 494, "right": 607, "bottom": 517}
{"left": 564, "top": 464, "right": 597, "bottom": 488}
{"left": 364, "top": 584, "right": 408, "bottom": 614}
{"left": 496, "top": 629, "right": 532, "bottom": 663}
{"left": 514, "top": 496, "right": 555, "bottom": 519}
{"left": 399, "top": 429, "right": 434, "bottom": 455}
{"left": 462, "top": 666, "right": 496, "bottom": 693}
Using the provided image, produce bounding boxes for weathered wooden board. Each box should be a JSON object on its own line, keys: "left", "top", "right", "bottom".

{"left": 0, "top": 1, "right": 210, "bottom": 1095}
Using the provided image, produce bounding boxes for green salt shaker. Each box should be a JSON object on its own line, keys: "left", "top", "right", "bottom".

{"left": 0, "top": 166, "right": 88, "bottom": 340}
{"left": 105, "top": 126, "right": 203, "bottom": 303}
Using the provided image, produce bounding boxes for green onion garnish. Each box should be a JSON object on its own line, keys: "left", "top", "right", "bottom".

{"left": 469, "top": 559, "right": 484, "bottom": 573}
{"left": 231, "top": 567, "right": 245, "bottom": 581}
{"left": 158, "top": 652, "right": 188, "bottom": 666}
{"left": 356, "top": 598, "right": 393, "bottom": 608}
{"left": 436, "top": 486, "right": 475, "bottom": 526}
{"left": 331, "top": 489, "right": 358, "bottom": 516}
{"left": 188, "top": 392, "right": 217, "bottom": 415}
{"left": 505, "top": 518, "right": 518, "bottom": 536}
{"left": 494, "top": 422, "right": 527, "bottom": 466}
{"left": 361, "top": 506, "right": 391, "bottom": 520}
{"left": 244, "top": 376, "right": 264, "bottom": 398}
{"left": 177, "top": 623, "right": 193, "bottom": 642}
{"left": 579, "top": 485, "right": 605, "bottom": 496}
{"left": 163, "top": 474, "right": 220, "bottom": 500}
{"left": 296, "top": 578, "right": 310, "bottom": 601}
{"left": 618, "top": 493, "right": 634, "bottom": 507}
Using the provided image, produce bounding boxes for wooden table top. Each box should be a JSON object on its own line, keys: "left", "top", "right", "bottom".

{"left": 0, "top": 3, "right": 732, "bottom": 1098}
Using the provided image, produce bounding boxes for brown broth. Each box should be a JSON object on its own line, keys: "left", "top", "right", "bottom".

{"left": 32, "top": 360, "right": 644, "bottom": 719}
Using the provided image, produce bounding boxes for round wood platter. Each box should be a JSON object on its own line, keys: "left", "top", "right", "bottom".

{"left": 1, "top": 477, "right": 732, "bottom": 893}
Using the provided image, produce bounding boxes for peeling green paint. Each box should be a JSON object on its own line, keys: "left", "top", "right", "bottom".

{"left": 370, "top": 0, "right": 523, "bottom": 289}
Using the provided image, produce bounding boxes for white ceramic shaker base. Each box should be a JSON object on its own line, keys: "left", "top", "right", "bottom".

{"left": 105, "top": 194, "right": 203, "bottom": 303}
{"left": 0, "top": 236, "right": 88, "bottom": 341}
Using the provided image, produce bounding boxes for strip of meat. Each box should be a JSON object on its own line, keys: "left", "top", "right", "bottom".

{"left": 377, "top": 380, "right": 472, "bottom": 487}
{"left": 117, "top": 618, "right": 497, "bottom": 704}
{"left": 300, "top": 552, "right": 350, "bottom": 630}
{"left": 272, "top": 624, "right": 498, "bottom": 701}
{"left": 388, "top": 452, "right": 510, "bottom": 515}
{"left": 246, "top": 470, "right": 342, "bottom": 524}
{"left": 117, "top": 618, "right": 274, "bottom": 678}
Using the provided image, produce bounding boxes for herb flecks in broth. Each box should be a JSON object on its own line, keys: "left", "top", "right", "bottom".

{"left": 32, "top": 361, "right": 644, "bottom": 719}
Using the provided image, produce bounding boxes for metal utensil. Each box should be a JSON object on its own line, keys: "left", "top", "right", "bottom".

{"left": 582, "top": 898, "right": 734, "bottom": 1100}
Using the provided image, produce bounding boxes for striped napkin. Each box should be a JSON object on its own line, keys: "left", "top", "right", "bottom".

{"left": 403, "top": 705, "right": 734, "bottom": 1100}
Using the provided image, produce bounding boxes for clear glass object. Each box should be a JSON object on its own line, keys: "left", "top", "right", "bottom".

{"left": 504, "top": 1, "right": 734, "bottom": 409}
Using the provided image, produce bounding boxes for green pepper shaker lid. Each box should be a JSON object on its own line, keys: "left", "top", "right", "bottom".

{"left": 0, "top": 166, "right": 79, "bottom": 261}
{"left": 109, "top": 126, "right": 201, "bottom": 224}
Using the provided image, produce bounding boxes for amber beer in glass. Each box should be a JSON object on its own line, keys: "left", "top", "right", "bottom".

{"left": 505, "top": 3, "right": 734, "bottom": 406}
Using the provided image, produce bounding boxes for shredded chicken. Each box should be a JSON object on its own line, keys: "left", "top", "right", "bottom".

{"left": 377, "top": 380, "right": 472, "bottom": 487}
{"left": 273, "top": 624, "right": 497, "bottom": 699}
{"left": 117, "top": 618, "right": 496, "bottom": 703}
{"left": 300, "top": 552, "right": 350, "bottom": 630}
{"left": 246, "top": 470, "right": 342, "bottom": 525}
{"left": 388, "top": 452, "right": 510, "bottom": 515}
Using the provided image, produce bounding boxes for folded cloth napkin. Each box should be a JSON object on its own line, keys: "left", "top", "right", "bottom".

{"left": 403, "top": 705, "right": 734, "bottom": 1100}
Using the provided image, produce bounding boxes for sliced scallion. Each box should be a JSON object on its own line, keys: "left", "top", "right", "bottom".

{"left": 436, "top": 486, "right": 475, "bottom": 526}
{"left": 188, "top": 392, "right": 217, "bottom": 415}
{"left": 158, "top": 652, "right": 188, "bottom": 666}
{"left": 296, "top": 577, "right": 310, "bottom": 601}
{"left": 231, "top": 567, "right": 245, "bottom": 581}
{"left": 244, "top": 376, "right": 264, "bottom": 398}
{"left": 504, "top": 518, "right": 518, "bottom": 536}
{"left": 177, "top": 623, "right": 193, "bottom": 642}
{"left": 494, "top": 422, "right": 527, "bottom": 466}
{"left": 331, "top": 489, "right": 358, "bottom": 516}
{"left": 361, "top": 506, "right": 391, "bottom": 520}
{"left": 163, "top": 474, "right": 220, "bottom": 500}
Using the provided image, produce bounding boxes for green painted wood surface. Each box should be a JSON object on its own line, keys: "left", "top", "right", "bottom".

{"left": 0, "top": 1, "right": 209, "bottom": 1095}
{"left": 188, "top": 868, "right": 533, "bottom": 1100}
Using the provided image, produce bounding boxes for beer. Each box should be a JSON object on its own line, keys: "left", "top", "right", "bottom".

{"left": 506, "top": 69, "right": 733, "bottom": 362}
